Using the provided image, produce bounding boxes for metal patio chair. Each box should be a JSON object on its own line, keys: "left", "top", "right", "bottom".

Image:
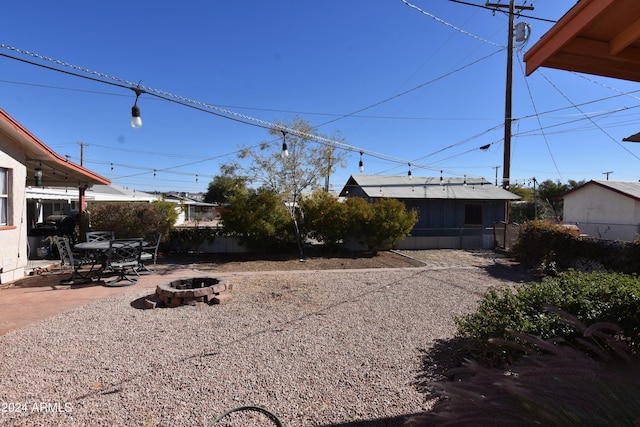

{"left": 103, "top": 239, "right": 142, "bottom": 287}
{"left": 138, "top": 231, "right": 161, "bottom": 274}
{"left": 56, "top": 236, "right": 98, "bottom": 285}
{"left": 85, "top": 231, "right": 114, "bottom": 242}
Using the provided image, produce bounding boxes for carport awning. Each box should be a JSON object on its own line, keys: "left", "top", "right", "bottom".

{"left": 524, "top": 0, "right": 640, "bottom": 83}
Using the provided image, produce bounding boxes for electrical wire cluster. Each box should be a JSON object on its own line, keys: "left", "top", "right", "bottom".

{"left": 0, "top": 42, "right": 498, "bottom": 181}
{"left": 1, "top": 0, "right": 639, "bottom": 192}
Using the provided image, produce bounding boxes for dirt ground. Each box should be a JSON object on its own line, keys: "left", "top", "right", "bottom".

{"left": 165, "top": 248, "right": 527, "bottom": 274}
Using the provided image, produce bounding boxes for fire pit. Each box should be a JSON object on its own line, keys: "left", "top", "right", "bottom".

{"left": 153, "top": 277, "right": 232, "bottom": 308}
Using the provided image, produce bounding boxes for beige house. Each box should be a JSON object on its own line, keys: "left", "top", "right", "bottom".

{"left": 559, "top": 180, "right": 640, "bottom": 242}
{"left": 0, "top": 108, "right": 109, "bottom": 284}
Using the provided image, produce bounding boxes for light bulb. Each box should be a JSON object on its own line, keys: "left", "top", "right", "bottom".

{"left": 131, "top": 105, "right": 142, "bottom": 129}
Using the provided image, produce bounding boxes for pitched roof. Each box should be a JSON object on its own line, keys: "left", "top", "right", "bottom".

{"left": 339, "top": 174, "right": 520, "bottom": 200}
{"left": 0, "top": 109, "right": 110, "bottom": 187}
{"left": 559, "top": 180, "right": 640, "bottom": 201}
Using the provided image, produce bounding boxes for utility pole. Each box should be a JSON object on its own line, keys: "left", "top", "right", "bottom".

{"left": 492, "top": 165, "right": 500, "bottom": 186}
{"left": 78, "top": 142, "right": 88, "bottom": 166}
{"left": 486, "top": 0, "right": 534, "bottom": 190}
{"left": 77, "top": 141, "right": 88, "bottom": 241}
{"left": 603, "top": 171, "right": 613, "bottom": 180}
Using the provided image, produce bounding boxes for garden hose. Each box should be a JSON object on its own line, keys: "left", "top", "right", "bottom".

{"left": 208, "top": 405, "right": 284, "bottom": 426}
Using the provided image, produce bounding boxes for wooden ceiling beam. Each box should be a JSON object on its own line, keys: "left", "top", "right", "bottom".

{"left": 610, "top": 16, "right": 640, "bottom": 55}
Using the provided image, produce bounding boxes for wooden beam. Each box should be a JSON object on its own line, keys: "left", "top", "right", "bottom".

{"left": 610, "top": 16, "right": 640, "bottom": 55}
{"left": 524, "top": 0, "right": 616, "bottom": 75}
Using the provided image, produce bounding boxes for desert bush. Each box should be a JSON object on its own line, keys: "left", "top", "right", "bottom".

{"left": 221, "top": 188, "right": 294, "bottom": 253}
{"left": 365, "top": 198, "right": 418, "bottom": 252}
{"left": 411, "top": 309, "right": 640, "bottom": 427}
{"left": 513, "top": 220, "right": 640, "bottom": 274}
{"left": 167, "top": 227, "right": 218, "bottom": 253}
{"left": 454, "top": 270, "right": 640, "bottom": 367}
{"left": 300, "top": 190, "right": 348, "bottom": 250}
{"left": 341, "top": 197, "right": 417, "bottom": 253}
{"left": 87, "top": 201, "right": 176, "bottom": 240}
{"left": 512, "top": 220, "right": 580, "bottom": 271}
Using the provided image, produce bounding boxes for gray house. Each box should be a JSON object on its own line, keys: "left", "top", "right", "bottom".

{"left": 339, "top": 174, "right": 520, "bottom": 249}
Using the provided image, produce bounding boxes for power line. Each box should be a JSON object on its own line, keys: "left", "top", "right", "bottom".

{"left": 401, "top": 0, "right": 504, "bottom": 47}
{"left": 0, "top": 43, "right": 487, "bottom": 178}
{"left": 516, "top": 55, "right": 563, "bottom": 181}
{"left": 447, "top": 0, "right": 557, "bottom": 23}
{"left": 539, "top": 70, "right": 640, "bottom": 163}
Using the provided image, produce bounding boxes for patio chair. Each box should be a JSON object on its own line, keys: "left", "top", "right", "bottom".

{"left": 138, "top": 231, "right": 161, "bottom": 274}
{"left": 56, "top": 236, "right": 98, "bottom": 285}
{"left": 103, "top": 239, "right": 142, "bottom": 287}
{"left": 86, "top": 231, "right": 114, "bottom": 242}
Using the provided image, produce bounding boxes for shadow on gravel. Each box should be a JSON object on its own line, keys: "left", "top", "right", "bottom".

{"left": 130, "top": 294, "right": 156, "bottom": 309}
{"left": 318, "top": 413, "right": 426, "bottom": 427}
{"left": 482, "top": 262, "right": 541, "bottom": 283}
{"left": 414, "top": 338, "right": 470, "bottom": 396}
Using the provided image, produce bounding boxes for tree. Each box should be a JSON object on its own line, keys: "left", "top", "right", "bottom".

{"left": 225, "top": 116, "right": 347, "bottom": 256}
{"left": 537, "top": 179, "right": 585, "bottom": 221}
{"left": 204, "top": 173, "right": 246, "bottom": 204}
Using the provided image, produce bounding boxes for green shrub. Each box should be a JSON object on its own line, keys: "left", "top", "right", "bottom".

{"left": 341, "top": 197, "right": 417, "bottom": 253}
{"left": 221, "top": 188, "right": 295, "bottom": 253}
{"left": 365, "top": 198, "right": 418, "bottom": 252}
{"left": 87, "top": 201, "right": 176, "bottom": 241}
{"left": 300, "top": 190, "right": 348, "bottom": 250}
{"left": 455, "top": 270, "right": 640, "bottom": 367}
{"left": 167, "top": 227, "right": 218, "bottom": 253}
{"left": 512, "top": 220, "right": 580, "bottom": 270}
{"left": 513, "top": 220, "right": 640, "bottom": 275}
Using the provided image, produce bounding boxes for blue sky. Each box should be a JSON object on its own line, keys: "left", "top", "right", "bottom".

{"left": 2, "top": 1, "right": 639, "bottom": 194}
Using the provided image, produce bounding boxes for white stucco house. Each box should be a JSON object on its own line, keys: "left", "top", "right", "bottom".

{"left": 0, "top": 108, "right": 110, "bottom": 284}
{"left": 558, "top": 180, "right": 640, "bottom": 242}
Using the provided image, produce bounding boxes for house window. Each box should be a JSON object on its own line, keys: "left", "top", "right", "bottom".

{"left": 464, "top": 203, "right": 482, "bottom": 226}
{"left": 0, "top": 168, "right": 8, "bottom": 226}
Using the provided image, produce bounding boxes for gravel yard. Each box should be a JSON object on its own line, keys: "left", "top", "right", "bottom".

{"left": 0, "top": 250, "right": 532, "bottom": 426}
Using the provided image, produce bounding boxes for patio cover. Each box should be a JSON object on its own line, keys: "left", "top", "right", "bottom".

{"left": 0, "top": 109, "right": 110, "bottom": 188}
{"left": 524, "top": 0, "right": 640, "bottom": 83}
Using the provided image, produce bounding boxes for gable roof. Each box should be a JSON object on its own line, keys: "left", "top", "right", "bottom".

{"left": 558, "top": 180, "right": 640, "bottom": 202}
{"left": 339, "top": 174, "right": 520, "bottom": 200}
{"left": 0, "top": 109, "right": 110, "bottom": 187}
{"left": 524, "top": 0, "right": 640, "bottom": 82}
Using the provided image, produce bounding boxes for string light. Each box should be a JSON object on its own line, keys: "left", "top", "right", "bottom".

{"left": 281, "top": 130, "right": 289, "bottom": 157}
{"left": 34, "top": 161, "right": 43, "bottom": 187}
{"left": 0, "top": 43, "right": 493, "bottom": 181}
{"left": 131, "top": 87, "right": 144, "bottom": 129}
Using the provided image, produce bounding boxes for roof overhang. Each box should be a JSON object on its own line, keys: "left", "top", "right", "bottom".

{"left": 524, "top": 0, "right": 640, "bottom": 82}
{"left": 0, "top": 109, "right": 110, "bottom": 188}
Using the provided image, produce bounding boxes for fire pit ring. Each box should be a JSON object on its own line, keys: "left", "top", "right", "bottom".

{"left": 154, "top": 277, "right": 233, "bottom": 308}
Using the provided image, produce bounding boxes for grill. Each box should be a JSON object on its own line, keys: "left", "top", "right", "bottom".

{"left": 31, "top": 214, "right": 76, "bottom": 237}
